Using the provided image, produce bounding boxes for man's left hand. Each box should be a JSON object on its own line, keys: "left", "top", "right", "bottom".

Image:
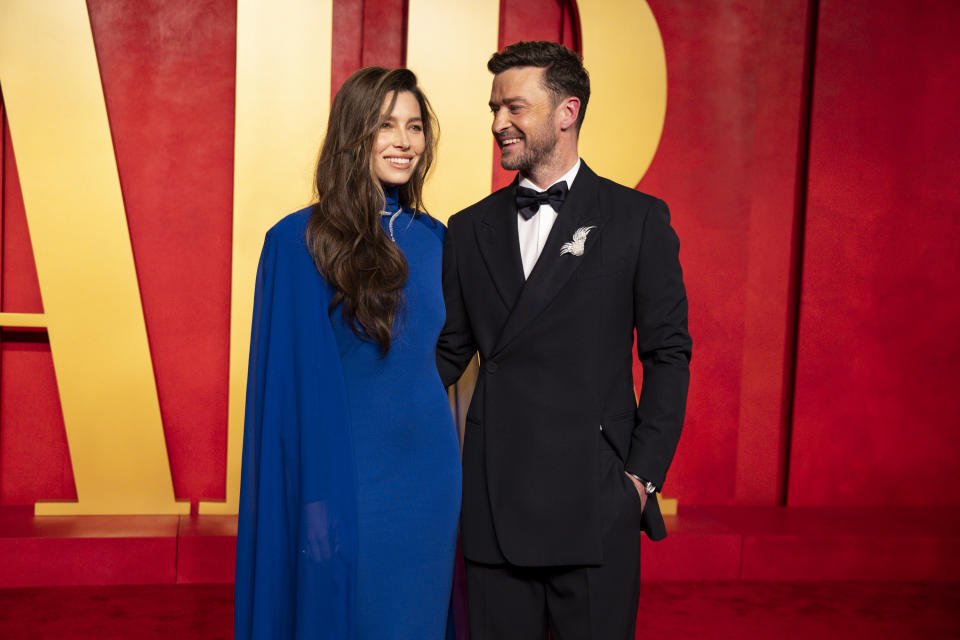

{"left": 625, "top": 472, "right": 648, "bottom": 514}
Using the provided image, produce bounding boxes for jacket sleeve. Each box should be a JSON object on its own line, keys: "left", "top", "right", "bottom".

{"left": 624, "top": 198, "right": 692, "bottom": 492}
{"left": 235, "top": 227, "right": 358, "bottom": 639}
{"left": 437, "top": 217, "right": 479, "bottom": 388}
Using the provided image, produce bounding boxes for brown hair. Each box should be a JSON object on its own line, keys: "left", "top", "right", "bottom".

{"left": 488, "top": 41, "right": 591, "bottom": 130}
{"left": 306, "top": 67, "right": 437, "bottom": 355}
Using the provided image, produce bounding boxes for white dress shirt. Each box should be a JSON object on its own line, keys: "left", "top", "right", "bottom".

{"left": 517, "top": 159, "right": 582, "bottom": 279}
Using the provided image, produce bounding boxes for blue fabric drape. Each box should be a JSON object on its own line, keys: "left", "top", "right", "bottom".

{"left": 235, "top": 215, "right": 359, "bottom": 639}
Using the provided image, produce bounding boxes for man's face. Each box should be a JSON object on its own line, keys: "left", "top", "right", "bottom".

{"left": 489, "top": 66, "right": 560, "bottom": 175}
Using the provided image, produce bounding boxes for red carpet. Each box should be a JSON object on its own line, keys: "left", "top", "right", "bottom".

{"left": 640, "top": 582, "right": 960, "bottom": 639}
{"left": 0, "top": 584, "right": 232, "bottom": 640}
{"left": 0, "top": 582, "right": 957, "bottom": 639}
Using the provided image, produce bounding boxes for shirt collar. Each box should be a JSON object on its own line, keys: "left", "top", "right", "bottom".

{"left": 518, "top": 158, "right": 582, "bottom": 193}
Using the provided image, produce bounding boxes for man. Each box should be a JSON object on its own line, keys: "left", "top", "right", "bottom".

{"left": 438, "top": 41, "right": 691, "bottom": 639}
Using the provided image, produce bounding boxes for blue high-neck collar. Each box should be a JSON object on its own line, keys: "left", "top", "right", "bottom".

{"left": 383, "top": 185, "right": 401, "bottom": 212}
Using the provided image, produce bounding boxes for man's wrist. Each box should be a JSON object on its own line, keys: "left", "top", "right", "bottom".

{"left": 628, "top": 473, "right": 657, "bottom": 495}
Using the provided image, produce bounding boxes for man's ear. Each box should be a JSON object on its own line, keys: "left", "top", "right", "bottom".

{"left": 557, "top": 96, "right": 581, "bottom": 132}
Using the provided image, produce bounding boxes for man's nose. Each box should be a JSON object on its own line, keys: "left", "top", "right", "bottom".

{"left": 492, "top": 109, "right": 509, "bottom": 134}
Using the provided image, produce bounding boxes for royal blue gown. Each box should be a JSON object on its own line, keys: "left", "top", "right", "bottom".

{"left": 235, "top": 188, "right": 462, "bottom": 640}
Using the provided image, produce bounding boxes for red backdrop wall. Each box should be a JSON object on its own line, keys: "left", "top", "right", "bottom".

{"left": 639, "top": 0, "right": 815, "bottom": 506}
{"left": 1, "top": 0, "right": 958, "bottom": 510}
{"left": 789, "top": 0, "right": 960, "bottom": 506}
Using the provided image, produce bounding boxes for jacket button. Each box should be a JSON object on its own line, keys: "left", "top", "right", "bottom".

{"left": 485, "top": 361, "right": 499, "bottom": 373}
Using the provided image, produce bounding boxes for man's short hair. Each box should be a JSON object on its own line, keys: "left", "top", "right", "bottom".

{"left": 488, "top": 41, "right": 591, "bottom": 131}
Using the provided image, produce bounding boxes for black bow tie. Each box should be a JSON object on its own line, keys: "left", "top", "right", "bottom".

{"left": 515, "top": 181, "right": 569, "bottom": 220}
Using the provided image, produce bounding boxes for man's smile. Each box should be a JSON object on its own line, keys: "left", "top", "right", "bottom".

{"left": 498, "top": 135, "right": 524, "bottom": 148}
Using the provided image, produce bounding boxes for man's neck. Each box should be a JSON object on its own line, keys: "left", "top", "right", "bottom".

{"left": 521, "top": 147, "right": 580, "bottom": 190}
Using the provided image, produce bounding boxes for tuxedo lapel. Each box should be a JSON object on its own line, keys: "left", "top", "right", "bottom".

{"left": 491, "top": 163, "right": 607, "bottom": 358}
{"left": 474, "top": 184, "right": 525, "bottom": 310}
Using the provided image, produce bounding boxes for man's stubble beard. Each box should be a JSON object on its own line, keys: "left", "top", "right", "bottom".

{"left": 500, "top": 123, "right": 559, "bottom": 175}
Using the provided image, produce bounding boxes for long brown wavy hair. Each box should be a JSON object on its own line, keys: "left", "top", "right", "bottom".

{"left": 307, "top": 67, "right": 437, "bottom": 355}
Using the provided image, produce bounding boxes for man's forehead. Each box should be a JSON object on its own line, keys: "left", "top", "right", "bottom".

{"left": 491, "top": 66, "right": 548, "bottom": 98}
{"left": 493, "top": 65, "right": 546, "bottom": 84}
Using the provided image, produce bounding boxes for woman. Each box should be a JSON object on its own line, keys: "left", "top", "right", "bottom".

{"left": 235, "top": 67, "right": 461, "bottom": 640}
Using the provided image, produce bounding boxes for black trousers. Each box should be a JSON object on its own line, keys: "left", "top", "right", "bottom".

{"left": 465, "top": 439, "right": 644, "bottom": 640}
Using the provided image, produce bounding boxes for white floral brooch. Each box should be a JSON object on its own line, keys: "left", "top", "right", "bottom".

{"left": 560, "top": 226, "right": 596, "bottom": 256}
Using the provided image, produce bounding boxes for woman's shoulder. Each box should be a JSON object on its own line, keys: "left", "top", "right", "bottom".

{"left": 260, "top": 206, "right": 333, "bottom": 296}
{"left": 265, "top": 205, "right": 314, "bottom": 247}
{"left": 410, "top": 211, "right": 446, "bottom": 243}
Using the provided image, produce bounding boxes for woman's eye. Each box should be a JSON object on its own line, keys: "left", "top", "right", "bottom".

{"left": 380, "top": 122, "right": 391, "bottom": 129}
{"left": 410, "top": 125, "right": 423, "bottom": 132}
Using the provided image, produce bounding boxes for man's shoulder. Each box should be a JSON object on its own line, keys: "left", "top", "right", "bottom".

{"left": 447, "top": 183, "right": 513, "bottom": 231}
{"left": 575, "top": 160, "right": 665, "bottom": 212}
{"left": 593, "top": 174, "right": 662, "bottom": 208}
{"left": 586, "top": 170, "right": 669, "bottom": 226}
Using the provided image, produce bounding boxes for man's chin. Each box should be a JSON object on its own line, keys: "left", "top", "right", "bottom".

{"left": 500, "top": 155, "right": 527, "bottom": 172}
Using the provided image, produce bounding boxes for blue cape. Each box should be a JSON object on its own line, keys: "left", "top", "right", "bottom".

{"left": 235, "top": 211, "right": 359, "bottom": 639}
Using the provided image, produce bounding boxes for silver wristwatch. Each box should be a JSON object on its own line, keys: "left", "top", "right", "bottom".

{"left": 629, "top": 473, "right": 657, "bottom": 495}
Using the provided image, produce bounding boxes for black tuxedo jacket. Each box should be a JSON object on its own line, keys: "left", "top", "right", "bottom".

{"left": 438, "top": 162, "right": 691, "bottom": 567}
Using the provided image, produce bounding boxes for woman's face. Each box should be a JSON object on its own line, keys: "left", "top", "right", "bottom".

{"left": 372, "top": 90, "right": 426, "bottom": 188}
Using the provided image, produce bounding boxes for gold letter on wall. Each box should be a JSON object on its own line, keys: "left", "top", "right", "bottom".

{"left": 406, "top": 0, "right": 501, "bottom": 221}
{"left": 577, "top": 0, "right": 667, "bottom": 188}
{"left": 199, "top": 0, "right": 333, "bottom": 514}
{"left": 0, "top": 1, "right": 184, "bottom": 515}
